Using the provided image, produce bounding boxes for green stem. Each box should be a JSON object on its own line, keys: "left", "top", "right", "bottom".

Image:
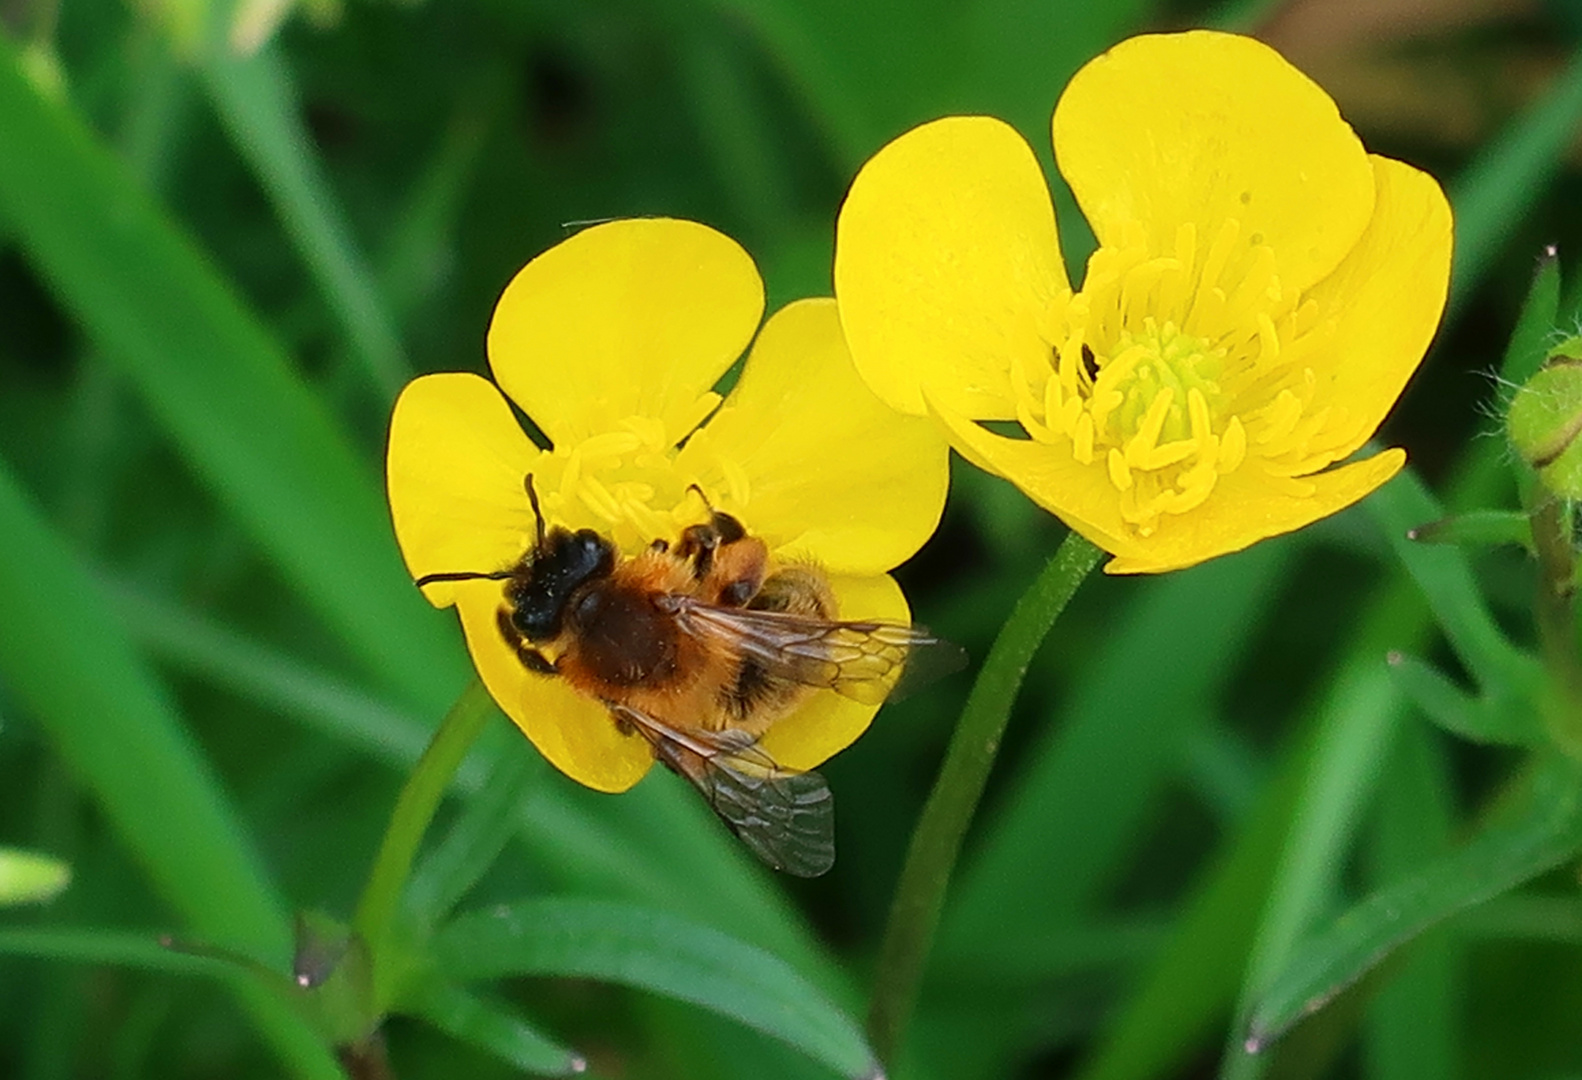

{"left": 353, "top": 678, "right": 494, "bottom": 1006}
{"left": 1529, "top": 499, "right": 1582, "bottom": 754}
{"left": 867, "top": 529, "right": 1103, "bottom": 1063}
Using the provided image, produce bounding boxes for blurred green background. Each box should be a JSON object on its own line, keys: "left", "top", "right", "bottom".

{"left": 3, "top": 0, "right": 1582, "bottom": 1076}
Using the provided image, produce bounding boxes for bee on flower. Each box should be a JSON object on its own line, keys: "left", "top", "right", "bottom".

{"left": 835, "top": 30, "right": 1452, "bottom": 574}
{"left": 386, "top": 219, "right": 954, "bottom": 874}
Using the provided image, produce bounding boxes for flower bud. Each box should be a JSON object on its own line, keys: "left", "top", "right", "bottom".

{"left": 1508, "top": 336, "right": 1582, "bottom": 499}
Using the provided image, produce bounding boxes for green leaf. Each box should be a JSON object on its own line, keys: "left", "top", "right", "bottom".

{"left": 1405, "top": 510, "right": 1531, "bottom": 552}
{"left": 1221, "top": 657, "right": 1406, "bottom": 1080}
{"left": 1245, "top": 753, "right": 1582, "bottom": 1053}
{"left": 1367, "top": 469, "right": 1543, "bottom": 701}
{"left": 0, "top": 927, "right": 224, "bottom": 975}
{"left": 1386, "top": 651, "right": 1544, "bottom": 747}
{"left": 405, "top": 981, "right": 586, "bottom": 1077}
{"left": 1363, "top": 722, "right": 1461, "bottom": 1080}
{"left": 434, "top": 898, "right": 877, "bottom": 1079}
{"left": 198, "top": 40, "right": 408, "bottom": 401}
{"left": 0, "top": 458, "right": 338, "bottom": 1078}
{"left": 0, "top": 848, "right": 71, "bottom": 906}
{"left": 1500, "top": 247, "right": 1562, "bottom": 388}
{"left": 1071, "top": 733, "right": 1309, "bottom": 1080}
{"left": 405, "top": 733, "right": 543, "bottom": 932}
{"left": 940, "top": 541, "right": 1294, "bottom": 967}
{"left": 1449, "top": 48, "right": 1582, "bottom": 309}
{"left": 0, "top": 33, "right": 468, "bottom": 717}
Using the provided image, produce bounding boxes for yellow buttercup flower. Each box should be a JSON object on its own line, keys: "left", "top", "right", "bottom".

{"left": 835, "top": 30, "right": 1452, "bottom": 574}
{"left": 387, "top": 218, "right": 949, "bottom": 792}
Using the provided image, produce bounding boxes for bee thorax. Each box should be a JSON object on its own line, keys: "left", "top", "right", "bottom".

{"left": 567, "top": 583, "right": 681, "bottom": 687}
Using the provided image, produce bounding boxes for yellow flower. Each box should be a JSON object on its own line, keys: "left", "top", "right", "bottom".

{"left": 834, "top": 30, "right": 1452, "bottom": 574}
{"left": 386, "top": 218, "right": 949, "bottom": 792}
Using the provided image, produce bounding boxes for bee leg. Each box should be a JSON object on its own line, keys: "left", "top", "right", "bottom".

{"left": 649, "top": 538, "right": 670, "bottom": 553}
{"left": 675, "top": 522, "right": 721, "bottom": 579}
{"left": 497, "top": 607, "right": 559, "bottom": 676}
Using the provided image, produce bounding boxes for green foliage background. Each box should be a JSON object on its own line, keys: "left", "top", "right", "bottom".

{"left": 3, "top": 0, "right": 1582, "bottom": 1076}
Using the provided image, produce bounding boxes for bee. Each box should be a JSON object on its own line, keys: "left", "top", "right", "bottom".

{"left": 416, "top": 478, "right": 961, "bottom": 877}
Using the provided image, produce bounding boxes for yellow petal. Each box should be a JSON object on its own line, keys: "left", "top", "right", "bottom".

{"left": 387, "top": 373, "right": 539, "bottom": 608}
{"left": 834, "top": 116, "right": 1068, "bottom": 420}
{"left": 1054, "top": 31, "right": 1375, "bottom": 292}
{"left": 756, "top": 572, "right": 910, "bottom": 771}
{"left": 453, "top": 578, "right": 654, "bottom": 793}
{"left": 926, "top": 390, "right": 1152, "bottom": 564}
{"left": 488, "top": 218, "right": 764, "bottom": 445}
{"left": 1103, "top": 449, "right": 1406, "bottom": 574}
{"left": 1302, "top": 157, "right": 1453, "bottom": 463}
{"left": 676, "top": 299, "right": 950, "bottom": 576}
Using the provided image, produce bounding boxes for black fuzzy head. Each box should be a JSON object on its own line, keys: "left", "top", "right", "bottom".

{"left": 506, "top": 528, "right": 615, "bottom": 641}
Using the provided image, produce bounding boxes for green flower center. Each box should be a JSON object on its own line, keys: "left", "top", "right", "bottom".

{"left": 528, "top": 391, "right": 734, "bottom": 553}
{"left": 1011, "top": 218, "right": 1354, "bottom": 536}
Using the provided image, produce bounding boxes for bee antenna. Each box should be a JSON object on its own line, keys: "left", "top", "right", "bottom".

{"left": 415, "top": 569, "right": 516, "bottom": 588}
{"left": 687, "top": 483, "right": 714, "bottom": 513}
{"left": 525, "top": 474, "right": 547, "bottom": 550}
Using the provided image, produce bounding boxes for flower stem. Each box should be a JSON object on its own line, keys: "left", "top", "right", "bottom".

{"left": 867, "top": 529, "right": 1103, "bottom": 1064}
{"left": 352, "top": 677, "right": 494, "bottom": 1006}
{"left": 1529, "top": 499, "right": 1582, "bottom": 754}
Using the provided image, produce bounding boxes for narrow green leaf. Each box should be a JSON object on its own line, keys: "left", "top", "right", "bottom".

{"left": 0, "top": 927, "right": 224, "bottom": 975}
{"left": 435, "top": 898, "right": 877, "bottom": 1079}
{"left": 1449, "top": 48, "right": 1582, "bottom": 309}
{"left": 1386, "top": 651, "right": 1544, "bottom": 747}
{"left": 1071, "top": 734, "right": 1308, "bottom": 1080}
{"left": 108, "top": 580, "right": 448, "bottom": 779}
{"left": 1499, "top": 247, "right": 1562, "bottom": 388}
{"left": 198, "top": 41, "right": 408, "bottom": 401}
{"left": 0, "top": 848, "right": 71, "bottom": 906}
{"left": 1246, "top": 753, "right": 1582, "bottom": 1052}
{"left": 941, "top": 541, "right": 1292, "bottom": 965}
{"left": 1368, "top": 469, "right": 1542, "bottom": 700}
{"left": 0, "top": 34, "right": 467, "bottom": 716}
{"left": 406, "top": 982, "right": 585, "bottom": 1077}
{"left": 1222, "top": 658, "right": 1406, "bottom": 1079}
{"left": 405, "top": 733, "right": 543, "bottom": 931}
{"left": 1363, "top": 722, "right": 1461, "bottom": 1080}
{"left": 1453, "top": 892, "right": 1582, "bottom": 942}
{"left": 1405, "top": 510, "right": 1531, "bottom": 552}
{"left": 0, "top": 459, "right": 338, "bottom": 1078}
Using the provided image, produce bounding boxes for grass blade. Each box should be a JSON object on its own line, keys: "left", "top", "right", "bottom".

{"left": 1369, "top": 470, "right": 1542, "bottom": 700}
{"left": 0, "top": 458, "right": 338, "bottom": 1078}
{"left": 941, "top": 540, "right": 1293, "bottom": 963}
{"left": 199, "top": 41, "right": 408, "bottom": 401}
{"left": 1222, "top": 658, "right": 1405, "bottom": 1078}
{"left": 1246, "top": 753, "right": 1582, "bottom": 1053}
{"left": 1448, "top": 47, "right": 1582, "bottom": 310}
{"left": 405, "top": 982, "right": 585, "bottom": 1076}
{"left": 436, "top": 897, "right": 878, "bottom": 1079}
{"left": 0, "top": 34, "right": 467, "bottom": 716}
{"left": 1363, "top": 722, "right": 1461, "bottom": 1080}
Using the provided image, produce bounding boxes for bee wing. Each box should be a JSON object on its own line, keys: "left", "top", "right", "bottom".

{"left": 668, "top": 599, "right": 967, "bottom": 705}
{"left": 609, "top": 704, "right": 835, "bottom": 878}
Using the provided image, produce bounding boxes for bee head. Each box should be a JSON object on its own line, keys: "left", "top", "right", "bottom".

{"left": 507, "top": 527, "right": 616, "bottom": 641}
